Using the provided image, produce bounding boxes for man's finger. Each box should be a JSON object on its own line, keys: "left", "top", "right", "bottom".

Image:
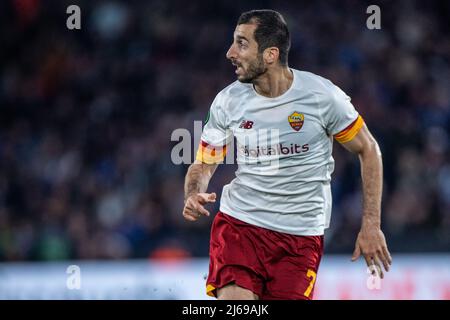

{"left": 183, "top": 211, "right": 198, "bottom": 222}
{"left": 378, "top": 248, "right": 391, "bottom": 272}
{"left": 351, "top": 246, "right": 361, "bottom": 261}
{"left": 183, "top": 201, "right": 201, "bottom": 221}
{"left": 194, "top": 203, "right": 210, "bottom": 217}
{"left": 184, "top": 198, "right": 195, "bottom": 210}
{"left": 363, "top": 254, "right": 381, "bottom": 278}
{"left": 372, "top": 255, "right": 384, "bottom": 279}
{"left": 363, "top": 253, "right": 372, "bottom": 268}
{"left": 383, "top": 246, "right": 393, "bottom": 265}
{"left": 208, "top": 192, "right": 217, "bottom": 202}
{"left": 198, "top": 192, "right": 217, "bottom": 204}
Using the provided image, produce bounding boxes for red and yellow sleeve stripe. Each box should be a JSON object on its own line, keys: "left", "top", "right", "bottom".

{"left": 196, "top": 140, "right": 227, "bottom": 164}
{"left": 334, "top": 115, "right": 364, "bottom": 143}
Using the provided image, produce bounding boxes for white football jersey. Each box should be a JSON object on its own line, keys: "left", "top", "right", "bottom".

{"left": 196, "top": 69, "right": 363, "bottom": 236}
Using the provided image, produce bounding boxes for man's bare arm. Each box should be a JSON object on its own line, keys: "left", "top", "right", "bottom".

{"left": 184, "top": 160, "right": 218, "bottom": 200}
{"left": 183, "top": 160, "right": 218, "bottom": 221}
{"left": 342, "top": 125, "right": 383, "bottom": 228}
{"left": 340, "top": 124, "right": 392, "bottom": 278}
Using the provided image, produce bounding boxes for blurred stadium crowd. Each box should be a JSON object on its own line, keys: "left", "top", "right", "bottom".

{"left": 0, "top": 0, "right": 449, "bottom": 261}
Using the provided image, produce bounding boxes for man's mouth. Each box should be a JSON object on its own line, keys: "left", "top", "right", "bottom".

{"left": 232, "top": 62, "right": 243, "bottom": 75}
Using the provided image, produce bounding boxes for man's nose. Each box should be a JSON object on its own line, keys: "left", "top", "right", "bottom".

{"left": 226, "top": 44, "right": 236, "bottom": 60}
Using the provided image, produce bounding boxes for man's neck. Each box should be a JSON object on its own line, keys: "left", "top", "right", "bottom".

{"left": 253, "top": 66, "right": 293, "bottom": 98}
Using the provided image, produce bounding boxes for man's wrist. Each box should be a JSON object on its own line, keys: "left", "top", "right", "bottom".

{"left": 184, "top": 192, "right": 197, "bottom": 202}
{"left": 361, "top": 215, "right": 381, "bottom": 229}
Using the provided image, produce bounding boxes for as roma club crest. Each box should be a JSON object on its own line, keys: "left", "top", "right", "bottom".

{"left": 288, "top": 112, "right": 304, "bottom": 131}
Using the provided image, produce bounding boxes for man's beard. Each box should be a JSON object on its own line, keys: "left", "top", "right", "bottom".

{"left": 238, "top": 54, "right": 267, "bottom": 83}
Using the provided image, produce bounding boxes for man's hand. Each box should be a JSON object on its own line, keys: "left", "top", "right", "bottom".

{"left": 351, "top": 226, "right": 392, "bottom": 278}
{"left": 183, "top": 192, "right": 217, "bottom": 222}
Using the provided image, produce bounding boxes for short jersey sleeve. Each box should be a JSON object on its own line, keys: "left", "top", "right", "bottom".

{"left": 196, "top": 94, "right": 233, "bottom": 164}
{"left": 321, "top": 82, "right": 364, "bottom": 143}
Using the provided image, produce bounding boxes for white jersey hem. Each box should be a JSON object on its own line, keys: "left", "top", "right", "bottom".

{"left": 218, "top": 203, "right": 325, "bottom": 236}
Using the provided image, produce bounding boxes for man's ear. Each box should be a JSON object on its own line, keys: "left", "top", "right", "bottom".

{"left": 263, "top": 47, "right": 280, "bottom": 65}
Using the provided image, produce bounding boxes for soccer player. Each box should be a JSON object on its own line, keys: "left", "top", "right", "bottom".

{"left": 182, "top": 9, "right": 392, "bottom": 300}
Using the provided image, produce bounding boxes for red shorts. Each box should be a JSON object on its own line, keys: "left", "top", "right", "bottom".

{"left": 206, "top": 211, "right": 324, "bottom": 300}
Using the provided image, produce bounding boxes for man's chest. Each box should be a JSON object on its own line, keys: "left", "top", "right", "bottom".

{"left": 228, "top": 100, "right": 326, "bottom": 148}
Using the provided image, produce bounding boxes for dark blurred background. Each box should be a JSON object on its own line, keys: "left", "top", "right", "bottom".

{"left": 0, "top": 0, "right": 449, "bottom": 261}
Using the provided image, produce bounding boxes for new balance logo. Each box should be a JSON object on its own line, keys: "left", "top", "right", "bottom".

{"left": 239, "top": 120, "right": 254, "bottom": 129}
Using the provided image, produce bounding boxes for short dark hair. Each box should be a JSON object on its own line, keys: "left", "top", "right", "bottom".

{"left": 237, "top": 10, "right": 290, "bottom": 66}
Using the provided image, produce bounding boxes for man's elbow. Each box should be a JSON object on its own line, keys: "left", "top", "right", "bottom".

{"left": 361, "top": 137, "right": 382, "bottom": 159}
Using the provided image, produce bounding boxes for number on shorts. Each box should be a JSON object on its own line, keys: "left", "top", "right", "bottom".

{"left": 303, "top": 269, "right": 317, "bottom": 298}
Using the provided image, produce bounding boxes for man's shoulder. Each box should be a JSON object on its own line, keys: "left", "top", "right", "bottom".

{"left": 209, "top": 81, "right": 251, "bottom": 114}
{"left": 293, "top": 69, "right": 336, "bottom": 93}
{"left": 216, "top": 80, "right": 252, "bottom": 101}
{"left": 294, "top": 69, "right": 346, "bottom": 103}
